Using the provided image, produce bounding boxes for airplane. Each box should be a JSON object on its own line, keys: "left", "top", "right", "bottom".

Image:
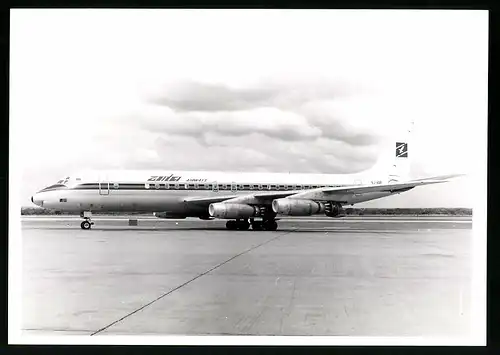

{"left": 30, "top": 122, "right": 463, "bottom": 231}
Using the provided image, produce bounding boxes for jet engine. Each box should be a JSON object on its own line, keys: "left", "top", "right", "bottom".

{"left": 208, "top": 203, "right": 260, "bottom": 219}
{"left": 272, "top": 198, "right": 325, "bottom": 216}
{"left": 153, "top": 212, "right": 187, "bottom": 219}
{"left": 324, "top": 202, "right": 345, "bottom": 217}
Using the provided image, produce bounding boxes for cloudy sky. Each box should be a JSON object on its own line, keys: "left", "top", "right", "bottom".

{"left": 11, "top": 9, "right": 487, "bottom": 207}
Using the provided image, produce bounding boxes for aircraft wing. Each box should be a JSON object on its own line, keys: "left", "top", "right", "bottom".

{"left": 183, "top": 175, "right": 455, "bottom": 207}
{"left": 326, "top": 179, "right": 447, "bottom": 194}
{"left": 292, "top": 180, "right": 446, "bottom": 201}
{"left": 409, "top": 173, "right": 466, "bottom": 182}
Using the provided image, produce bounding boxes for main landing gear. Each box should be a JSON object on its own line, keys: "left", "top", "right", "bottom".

{"left": 226, "top": 219, "right": 250, "bottom": 230}
{"left": 80, "top": 211, "right": 94, "bottom": 230}
{"left": 225, "top": 218, "right": 278, "bottom": 231}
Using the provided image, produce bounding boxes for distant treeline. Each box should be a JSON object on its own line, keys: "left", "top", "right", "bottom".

{"left": 344, "top": 208, "right": 472, "bottom": 216}
{"left": 21, "top": 207, "right": 472, "bottom": 216}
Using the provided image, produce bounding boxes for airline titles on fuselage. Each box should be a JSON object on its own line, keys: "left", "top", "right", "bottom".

{"left": 147, "top": 175, "right": 213, "bottom": 183}
{"left": 147, "top": 174, "right": 182, "bottom": 182}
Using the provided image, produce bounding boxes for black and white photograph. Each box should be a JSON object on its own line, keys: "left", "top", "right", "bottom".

{"left": 9, "top": 9, "right": 487, "bottom": 345}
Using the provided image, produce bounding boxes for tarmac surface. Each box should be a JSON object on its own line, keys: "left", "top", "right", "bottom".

{"left": 20, "top": 215, "right": 472, "bottom": 337}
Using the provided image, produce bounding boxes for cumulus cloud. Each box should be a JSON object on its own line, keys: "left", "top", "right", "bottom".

{"left": 149, "top": 78, "right": 358, "bottom": 112}
{"left": 108, "top": 77, "right": 387, "bottom": 177}
{"left": 135, "top": 78, "right": 385, "bottom": 145}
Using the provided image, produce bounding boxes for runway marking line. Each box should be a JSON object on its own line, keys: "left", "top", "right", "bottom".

{"left": 90, "top": 228, "right": 296, "bottom": 336}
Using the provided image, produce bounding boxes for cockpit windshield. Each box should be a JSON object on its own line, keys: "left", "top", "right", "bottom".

{"left": 38, "top": 176, "right": 72, "bottom": 192}
{"left": 38, "top": 175, "right": 84, "bottom": 192}
{"left": 38, "top": 183, "right": 68, "bottom": 192}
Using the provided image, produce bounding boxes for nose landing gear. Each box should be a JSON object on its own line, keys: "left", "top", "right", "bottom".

{"left": 80, "top": 211, "right": 94, "bottom": 230}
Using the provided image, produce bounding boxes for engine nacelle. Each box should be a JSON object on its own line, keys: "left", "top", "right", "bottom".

{"left": 153, "top": 212, "right": 187, "bottom": 219}
{"left": 324, "top": 202, "right": 345, "bottom": 217}
{"left": 272, "top": 199, "right": 325, "bottom": 216}
{"left": 208, "top": 203, "right": 259, "bottom": 219}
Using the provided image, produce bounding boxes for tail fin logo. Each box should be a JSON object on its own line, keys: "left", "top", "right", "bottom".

{"left": 396, "top": 142, "right": 408, "bottom": 158}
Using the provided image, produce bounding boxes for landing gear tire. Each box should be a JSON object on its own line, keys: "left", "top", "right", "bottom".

{"left": 226, "top": 220, "right": 250, "bottom": 230}
{"left": 81, "top": 220, "right": 91, "bottom": 230}
{"left": 226, "top": 221, "right": 237, "bottom": 230}
{"left": 237, "top": 220, "right": 250, "bottom": 230}
{"left": 251, "top": 221, "right": 263, "bottom": 231}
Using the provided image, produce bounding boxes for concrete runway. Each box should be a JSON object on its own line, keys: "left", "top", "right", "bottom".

{"left": 20, "top": 215, "right": 472, "bottom": 337}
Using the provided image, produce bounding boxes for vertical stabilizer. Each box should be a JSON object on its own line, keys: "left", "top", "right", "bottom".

{"left": 388, "top": 121, "right": 413, "bottom": 183}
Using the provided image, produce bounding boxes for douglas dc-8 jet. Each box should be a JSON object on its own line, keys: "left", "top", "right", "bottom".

{"left": 30, "top": 123, "right": 462, "bottom": 231}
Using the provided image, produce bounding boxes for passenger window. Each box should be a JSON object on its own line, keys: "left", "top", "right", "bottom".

{"left": 296, "top": 185, "right": 302, "bottom": 189}
{"left": 188, "top": 184, "right": 195, "bottom": 189}
{"left": 59, "top": 198, "right": 67, "bottom": 202}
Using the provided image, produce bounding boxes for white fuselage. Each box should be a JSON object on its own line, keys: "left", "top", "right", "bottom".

{"left": 31, "top": 169, "right": 390, "bottom": 215}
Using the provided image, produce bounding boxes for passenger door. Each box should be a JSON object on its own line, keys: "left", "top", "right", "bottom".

{"left": 98, "top": 175, "right": 110, "bottom": 195}
{"left": 99, "top": 182, "right": 110, "bottom": 195}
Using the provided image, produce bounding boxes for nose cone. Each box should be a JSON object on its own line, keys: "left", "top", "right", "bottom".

{"left": 31, "top": 194, "right": 43, "bottom": 207}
